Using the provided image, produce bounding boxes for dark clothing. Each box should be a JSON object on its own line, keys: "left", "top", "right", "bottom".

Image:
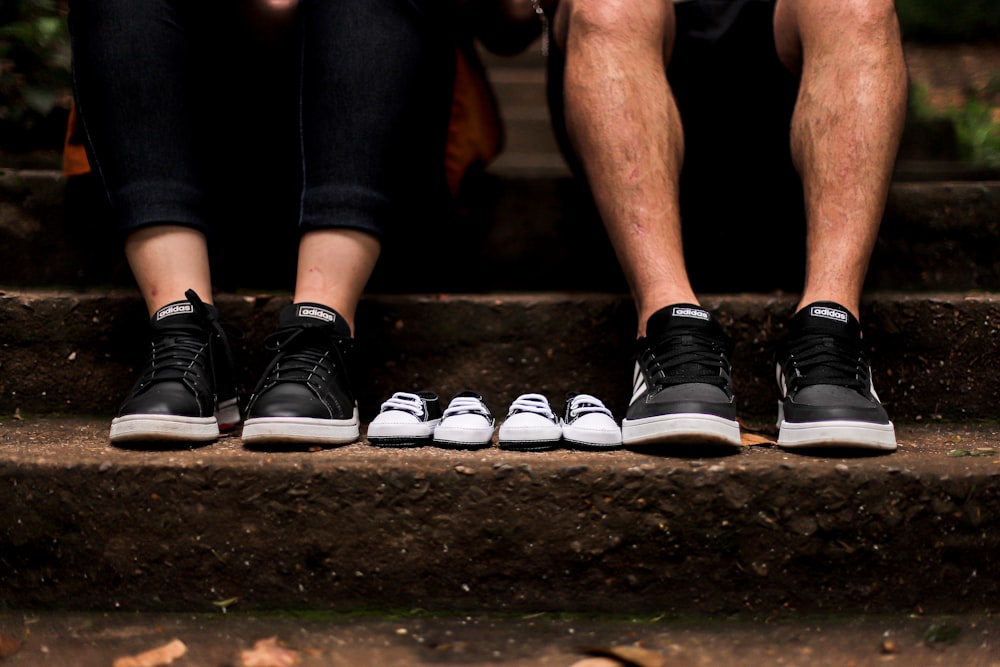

{"left": 547, "top": 0, "right": 806, "bottom": 293}
{"left": 68, "top": 0, "right": 455, "bottom": 241}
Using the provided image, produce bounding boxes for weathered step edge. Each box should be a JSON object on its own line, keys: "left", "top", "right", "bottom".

{"left": 1, "top": 289, "right": 999, "bottom": 422}
{"left": 1, "top": 418, "right": 997, "bottom": 616}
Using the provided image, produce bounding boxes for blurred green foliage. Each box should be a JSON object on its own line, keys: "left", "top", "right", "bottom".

{"left": 896, "top": 0, "right": 1000, "bottom": 43}
{"left": 0, "top": 0, "right": 71, "bottom": 151}
{"left": 910, "top": 75, "right": 1000, "bottom": 167}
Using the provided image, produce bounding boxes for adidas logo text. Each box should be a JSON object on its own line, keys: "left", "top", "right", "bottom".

{"left": 810, "top": 306, "right": 848, "bottom": 323}
{"left": 672, "top": 307, "right": 710, "bottom": 321}
{"left": 298, "top": 306, "right": 335, "bottom": 322}
{"left": 156, "top": 303, "right": 194, "bottom": 320}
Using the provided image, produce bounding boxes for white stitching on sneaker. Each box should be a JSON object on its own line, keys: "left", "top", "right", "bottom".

{"left": 507, "top": 393, "right": 558, "bottom": 421}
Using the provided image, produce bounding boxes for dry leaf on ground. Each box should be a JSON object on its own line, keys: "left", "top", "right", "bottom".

{"left": 741, "top": 433, "right": 775, "bottom": 446}
{"left": 112, "top": 639, "right": 187, "bottom": 667}
{"left": 577, "top": 644, "right": 668, "bottom": 667}
{"left": 241, "top": 636, "right": 301, "bottom": 667}
{"left": 570, "top": 659, "right": 622, "bottom": 667}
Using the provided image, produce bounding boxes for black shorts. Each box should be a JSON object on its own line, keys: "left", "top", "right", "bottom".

{"left": 547, "top": 0, "right": 806, "bottom": 291}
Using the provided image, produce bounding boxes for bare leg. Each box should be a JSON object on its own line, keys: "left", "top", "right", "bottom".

{"left": 124, "top": 225, "right": 214, "bottom": 315}
{"left": 774, "top": 0, "right": 908, "bottom": 320}
{"left": 292, "top": 229, "right": 381, "bottom": 334}
{"left": 553, "top": 0, "right": 694, "bottom": 337}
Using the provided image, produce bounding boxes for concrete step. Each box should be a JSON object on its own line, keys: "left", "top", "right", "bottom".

{"left": 1, "top": 289, "right": 998, "bottom": 423}
{"left": 3, "top": 610, "right": 997, "bottom": 667}
{"left": 1, "top": 416, "right": 997, "bottom": 615}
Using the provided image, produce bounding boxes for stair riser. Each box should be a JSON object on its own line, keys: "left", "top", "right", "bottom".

{"left": 1, "top": 292, "right": 998, "bottom": 422}
{"left": 2, "top": 170, "right": 999, "bottom": 292}
{"left": 1, "top": 445, "right": 996, "bottom": 614}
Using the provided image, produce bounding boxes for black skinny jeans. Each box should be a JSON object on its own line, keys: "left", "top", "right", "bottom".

{"left": 69, "top": 0, "right": 454, "bottom": 240}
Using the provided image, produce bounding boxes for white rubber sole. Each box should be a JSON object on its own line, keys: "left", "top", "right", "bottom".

{"left": 366, "top": 418, "right": 440, "bottom": 443}
{"left": 498, "top": 437, "right": 561, "bottom": 451}
{"left": 622, "top": 413, "right": 742, "bottom": 447}
{"left": 432, "top": 425, "right": 495, "bottom": 449}
{"left": 562, "top": 428, "right": 623, "bottom": 449}
{"left": 241, "top": 410, "right": 360, "bottom": 446}
{"left": 562, "top": 416, "right": 623, "bottom": 448}
{"left": 777, "top": 419, "right": 897, "bottom": 451}
{"left": 109, "top": 414, "right": 219, "bottom": 443}
{"left": 498, "top": 424, "right": 562, "bottom": 449}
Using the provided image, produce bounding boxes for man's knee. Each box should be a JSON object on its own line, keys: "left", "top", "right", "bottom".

{"left": 840, "top": 0, "right": 901, "bottom": 36}
{"left": 558, "top": 0, "right": 670, "bottom": 42}
{"left": 801, "top": 0, "right": 900, "bottom": 38}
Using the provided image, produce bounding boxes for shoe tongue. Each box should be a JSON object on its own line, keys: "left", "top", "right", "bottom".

{"left": 792, "top": 302, "right": 861, "bottom": 337}
{"left": 150, "top": 299, "right": 211, "bottom": 329}
{"left": 281, "top": 302, "right": 351, "bottom": 335}
{"left": 453, "top": 390, "right": 483, "bottom": 400}
{"left": 646, "top": 303, "right": 714, "bottom": 339}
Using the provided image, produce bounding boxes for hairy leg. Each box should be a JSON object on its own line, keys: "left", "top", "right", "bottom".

{"left": 553, "top": 0, "right": 693, "bottom": 336}
{"left": 125, "top": 225, "right": 213, "bottom": 315}
{"left": 774, "top": 0, "right": 907, "bottom": 319}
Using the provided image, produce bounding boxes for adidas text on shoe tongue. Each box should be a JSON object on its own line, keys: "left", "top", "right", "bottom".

{"left": 645, "top": 303, "right": 713, "bottom": 338}
{"left": 280, "top": 302, "right": 351, "bottom": 336}
{"left": 293, "top": 303, "right": 337, "bottom": 323}
{"left": 808, "top": 304, "right": 849, "bottom": 323}
{"left": 155, "top": 300, "right": 195, "bottom": 321}
{"left": 670, "top": 305, "right": 710, "bottom": 321}
{"left": 794, "top": 302, "right": 860, "bottom": 337}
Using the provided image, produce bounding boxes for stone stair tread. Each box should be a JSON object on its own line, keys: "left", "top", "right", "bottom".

{"left": 2, "top": 415, "right": 992, "bottom": 470}
{"left": 1, "top": 415, "right": 998, "bottom": 615}
{"left": 4, "top": 608, "right": 997, "bottom": 666}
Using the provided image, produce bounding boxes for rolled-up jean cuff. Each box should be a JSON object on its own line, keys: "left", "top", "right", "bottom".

{"left": 299, "top": 184, "right": 389, "bottom": 240}
{"left": 113, "top": 180, "right": 211, "bottom": 236}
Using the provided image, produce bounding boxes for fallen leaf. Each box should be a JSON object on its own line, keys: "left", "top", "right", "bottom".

{"left": 241, "top": 636, "right": 301, "bottom": 667}
{"left": 577, "top": 645, "right": 668, "bottom": 667}
{"left": 741, "top": 433, "right": 774, "bottom": 446}
{"left": 0, "top": 634, "right": 23, "bottom": 658}
{"left": 112, "top": 639, "right": 187, "bottom": 667}
{"left": 570, "top": 659, "right": 621, "bottom": 667}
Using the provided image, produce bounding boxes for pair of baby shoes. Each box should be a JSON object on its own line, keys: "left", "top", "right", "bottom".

{"left": 366, "top": 390, "right": 621, "bottom": 451}
{"left": 366, "top": 390, "right": 494, "bottom": 450}
{"left": 497, "top": 392, "right": 622, "bottom": 451}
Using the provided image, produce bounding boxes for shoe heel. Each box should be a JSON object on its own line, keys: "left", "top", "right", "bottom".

{"left": 216, "top": 397, "right": 242, "bottom": 431}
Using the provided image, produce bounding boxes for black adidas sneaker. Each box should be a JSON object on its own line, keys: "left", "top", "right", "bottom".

{"left": 109, "top": 290, "right": 240, "bottom": 444}
{"left": 775, "top": 302, "right": 896, "bottom": 450}
{"left": 622, "top": 304, "right": 741, "bottom": 447}
{"left": 241, "top": 302, "right": 359, "bottom": 446}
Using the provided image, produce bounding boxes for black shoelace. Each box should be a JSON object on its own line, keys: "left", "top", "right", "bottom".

{"left": 132, "top": 325, "right": 214, "bottom": 410}
{"left": 639, "top": 332, "right": 732, "bottom": 392}
{"left": 185, "top": 289, "right": 240, "bottom": 388}
{"left": 252, "top": 324, "right": 354, "bottom": 400}
{"left": 781, "top": 331, "right": 870, "bottom": 393}
{"left": 133, "top": 290, "right": 236, "bottom": 404}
